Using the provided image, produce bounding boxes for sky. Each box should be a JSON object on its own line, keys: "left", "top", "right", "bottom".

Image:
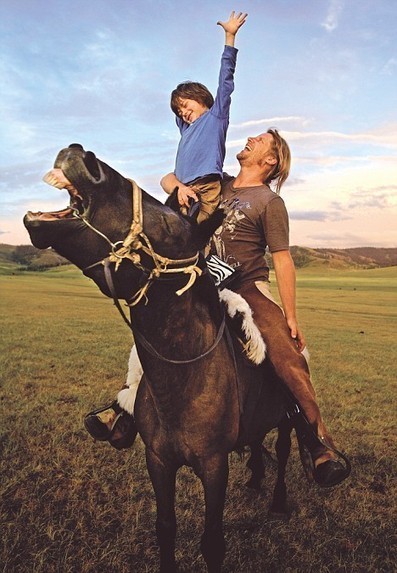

{"left": 1, "top": 0, "right": 396, "bottom": 248}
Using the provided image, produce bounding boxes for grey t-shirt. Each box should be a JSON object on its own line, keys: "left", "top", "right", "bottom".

{"left": 211, "top": 175, "right": 289, "bottom": 284}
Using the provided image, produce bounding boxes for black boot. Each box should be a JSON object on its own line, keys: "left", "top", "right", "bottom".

{"left": 84, "top": 400, "right": 137, "bottom": 450}
{"left": 287, "top": 404, "right": 351, "bottom": 488}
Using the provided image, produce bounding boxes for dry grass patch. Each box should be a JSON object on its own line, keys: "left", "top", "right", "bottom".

{"left": 1, "top": 267, "right": 396, "bottom": 572}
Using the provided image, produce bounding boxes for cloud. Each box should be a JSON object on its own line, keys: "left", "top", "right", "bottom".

{"left": 381, "top": 58, "right": 397, "bottom": 76}
{"left": 289, "top": 210, "right": 350, "bottom": 223}
{"left": 284, "top": 128, "right": 397, "bottom": 148}
{"left": 305, "top": 231, "right": 369, "bottom": 247}
{"left": 289, "top": 211, "right": 328, "bottom": 222}
{"left": 283, "top": 176, "right": 306, "bottom": 187}
{"left": 226, "top": 123, "right": 397, "bottom": 157}
{"left": 347, "top": 186, "right": 397, "bottom": 209}
{"left": 321, "top": 0, "right": 344, "bottom": 32}
{"left": 294, "top": 154, "right": 396, "bottom": 168}
{"left": 230, "top": 116, "right": 309, "bottom": 130}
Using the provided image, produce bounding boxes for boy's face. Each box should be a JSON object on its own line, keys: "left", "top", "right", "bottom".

{"left": 176, "top": 98, "right": 209, "bottom": 124}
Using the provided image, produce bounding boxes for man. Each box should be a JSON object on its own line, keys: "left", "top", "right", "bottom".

{"left": 85, "top": 129, "right": 350, "bottom": 488}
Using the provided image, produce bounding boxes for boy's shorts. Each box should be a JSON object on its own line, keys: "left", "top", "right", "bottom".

{"left": 182, "top": 175, "right": 221, "bottom": 223}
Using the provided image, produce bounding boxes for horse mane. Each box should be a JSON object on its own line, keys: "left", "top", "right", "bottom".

{"left": 192, "top": 209, "right": 226, "bottom": 251}
{"left": 164, "top": 188, "right": 226, "bottom": 252}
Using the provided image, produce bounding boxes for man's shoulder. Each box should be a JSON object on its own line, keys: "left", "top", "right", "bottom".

{"left": 221, "top": 172, "right": 235, "bottom": 186}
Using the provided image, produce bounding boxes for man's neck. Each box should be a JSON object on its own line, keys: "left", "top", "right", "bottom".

{"left": 233, "top": 166, "right": 268, "bottom": 188}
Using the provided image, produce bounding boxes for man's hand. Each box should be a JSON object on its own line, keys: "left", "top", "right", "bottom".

{"left": 217, "top": 11, "right": 248, "bottom": 46}
{"left": 286, "top": 317, "right": 306, "bottom": 352}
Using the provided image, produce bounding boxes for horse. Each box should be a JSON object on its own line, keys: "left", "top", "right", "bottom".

{"left": 24, "top": 144, "right": 293, "bottom": 572}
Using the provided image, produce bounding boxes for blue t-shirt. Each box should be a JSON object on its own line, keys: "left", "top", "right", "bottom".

{"left": 174, "top": 45, "right": 238, "bottom": 184}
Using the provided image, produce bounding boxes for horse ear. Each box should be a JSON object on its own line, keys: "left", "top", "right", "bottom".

{"left": 164, "top": 187, "right": 180, "bottom": 213}
{"left": 193, "top": 209, "right": 225, "bottom": 250}
{"left": 83, "top": 151, "right": 103, "bottom": 181}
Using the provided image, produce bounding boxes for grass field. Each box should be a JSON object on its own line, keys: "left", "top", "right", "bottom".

{"left": 1, "top": 266, "right": 396, "bottom": 572}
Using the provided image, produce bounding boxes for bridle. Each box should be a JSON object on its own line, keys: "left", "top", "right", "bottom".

{"left": 80, "top": 179, "right": 203, "bottom": 305}
{"left": 73, "top": 178, "right": 226, "bottom": 365}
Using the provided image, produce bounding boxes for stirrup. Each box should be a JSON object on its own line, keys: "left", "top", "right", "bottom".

{"left": 84, "top": 400, "right": 123, "bottom": 441}
{"left": 84, "top": 400, "right": 138, "bottom": 450}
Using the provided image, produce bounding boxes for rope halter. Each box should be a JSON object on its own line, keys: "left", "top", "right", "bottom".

{"left": 78, "top": 178, "right": 202, "bottom": 305}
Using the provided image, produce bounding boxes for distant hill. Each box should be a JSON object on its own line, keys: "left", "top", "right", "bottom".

{"left": 287, "top": 246, "right": 397, "bottom": 269}
{"left": 1, "top": 243, "right": 396, "bottom": 273}
{"left": 0, "top": 243, "right": 69, "bottom": 272}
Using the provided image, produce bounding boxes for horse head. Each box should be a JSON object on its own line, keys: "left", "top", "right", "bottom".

{"left": 24, "top": 144, "right": 224, "bottom": 300}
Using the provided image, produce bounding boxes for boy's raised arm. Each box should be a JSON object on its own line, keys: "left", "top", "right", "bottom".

{"left": 217, "top": 11, "right": 248, "bottom": 47}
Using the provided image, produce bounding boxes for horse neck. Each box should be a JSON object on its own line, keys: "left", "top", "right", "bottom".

{"left": 132, "top": 279, "right": 221, "bottom": 360}
{"left": 132, "top": 278, "right": 228, "bottom": 427}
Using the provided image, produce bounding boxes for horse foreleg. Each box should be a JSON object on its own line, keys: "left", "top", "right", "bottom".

{"left": 146, "top": 448, "right": 178, "bottom": 573}
{"left": 269, "top": 418, "right": 292, "bottom": 516}
{"left": 199, "top": 454, "right": 229, "bottom": 573}
{"left": 245, "top": 439, "right": 265, "bottom": 490}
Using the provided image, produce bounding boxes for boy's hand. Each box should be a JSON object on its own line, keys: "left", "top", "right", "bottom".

{"left": 177, "top": 184, "right": 199, "bottom": 209}
{"left": 217, "top": 11, "right": 248, "bottom": 38}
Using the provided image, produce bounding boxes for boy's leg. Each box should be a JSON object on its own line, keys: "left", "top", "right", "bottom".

{"left": 84, "top": 345, "right": 141, "bottom": 449}
{"left": 193, "top": 180, "right": 221, "bottom": 223}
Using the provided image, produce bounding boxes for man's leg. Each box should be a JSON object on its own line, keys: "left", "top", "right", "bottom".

{"left": 236, "top": 281, "right": 350, "bottom": 487}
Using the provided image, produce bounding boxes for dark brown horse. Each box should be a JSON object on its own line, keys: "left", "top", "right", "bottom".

{"left": 24, "top": 144, "right": 292, "bottom": 572}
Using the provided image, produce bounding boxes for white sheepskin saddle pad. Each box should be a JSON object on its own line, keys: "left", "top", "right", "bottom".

{"left": 219, "top": 288, "right": 266, "bottom": 365}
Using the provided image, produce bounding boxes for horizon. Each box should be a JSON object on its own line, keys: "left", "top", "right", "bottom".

{"left": 1, "top": 0, "right": 396, "bottom": 248}
{"left": 2, "top": 241, "right": 396, "bottom": 253}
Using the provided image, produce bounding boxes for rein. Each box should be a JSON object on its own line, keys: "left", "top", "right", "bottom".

{"left": 133, "top": 316, "right": 226, "bottom": 365}
{"left": 77, "top": 179, "right": 226, "bottom": 365}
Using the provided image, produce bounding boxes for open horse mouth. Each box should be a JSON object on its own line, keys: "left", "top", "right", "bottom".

{"left": 25, "top": 170, "right": 86, "bottom": 223}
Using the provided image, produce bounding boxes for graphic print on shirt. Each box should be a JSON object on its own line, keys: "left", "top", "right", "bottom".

{"left": 212, "top": 197, "right": 251, "bottom": 267}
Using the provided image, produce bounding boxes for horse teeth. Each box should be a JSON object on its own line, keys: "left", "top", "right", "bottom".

{"left": 43, "top": 172, "right": 60, "bottom": 188}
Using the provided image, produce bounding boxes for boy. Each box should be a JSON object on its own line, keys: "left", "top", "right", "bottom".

{"left": 161, "top": 11, "right": 247, "bottom": 222}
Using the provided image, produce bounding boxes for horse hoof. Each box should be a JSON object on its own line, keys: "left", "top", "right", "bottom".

{"left": 268, "top": 504, "right": 290, "bottom": 520}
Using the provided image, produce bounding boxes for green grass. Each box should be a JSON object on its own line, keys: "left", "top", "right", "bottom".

{"left": 1, "top": 267, "right": 396, "bottom": 572}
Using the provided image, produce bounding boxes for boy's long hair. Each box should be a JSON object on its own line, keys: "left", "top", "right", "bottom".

{"left": 265, "top": 128, "right": 291, "bottom": 194}
{"left": 170, "top": 82, "right": 214, "bottom": 115}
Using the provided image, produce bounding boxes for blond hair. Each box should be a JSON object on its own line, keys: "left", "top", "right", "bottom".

{"left": 265, "top": 128, "right": 291, "bottom": 194}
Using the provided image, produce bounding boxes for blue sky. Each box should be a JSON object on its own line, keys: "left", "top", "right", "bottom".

{"left": 1, "top": 0, "right": 396, "bottom": 248}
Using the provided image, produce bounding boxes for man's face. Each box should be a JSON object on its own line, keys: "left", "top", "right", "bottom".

{"left": 237, "top": 133, "right": 275, "bottom": 167}
{"left": 176, "top": 98, "right": 209, "bottom": 124}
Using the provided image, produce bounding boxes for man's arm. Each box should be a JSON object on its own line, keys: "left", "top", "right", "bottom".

{"left": 272, "top": 249, "right": 306, "bottom": 351}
